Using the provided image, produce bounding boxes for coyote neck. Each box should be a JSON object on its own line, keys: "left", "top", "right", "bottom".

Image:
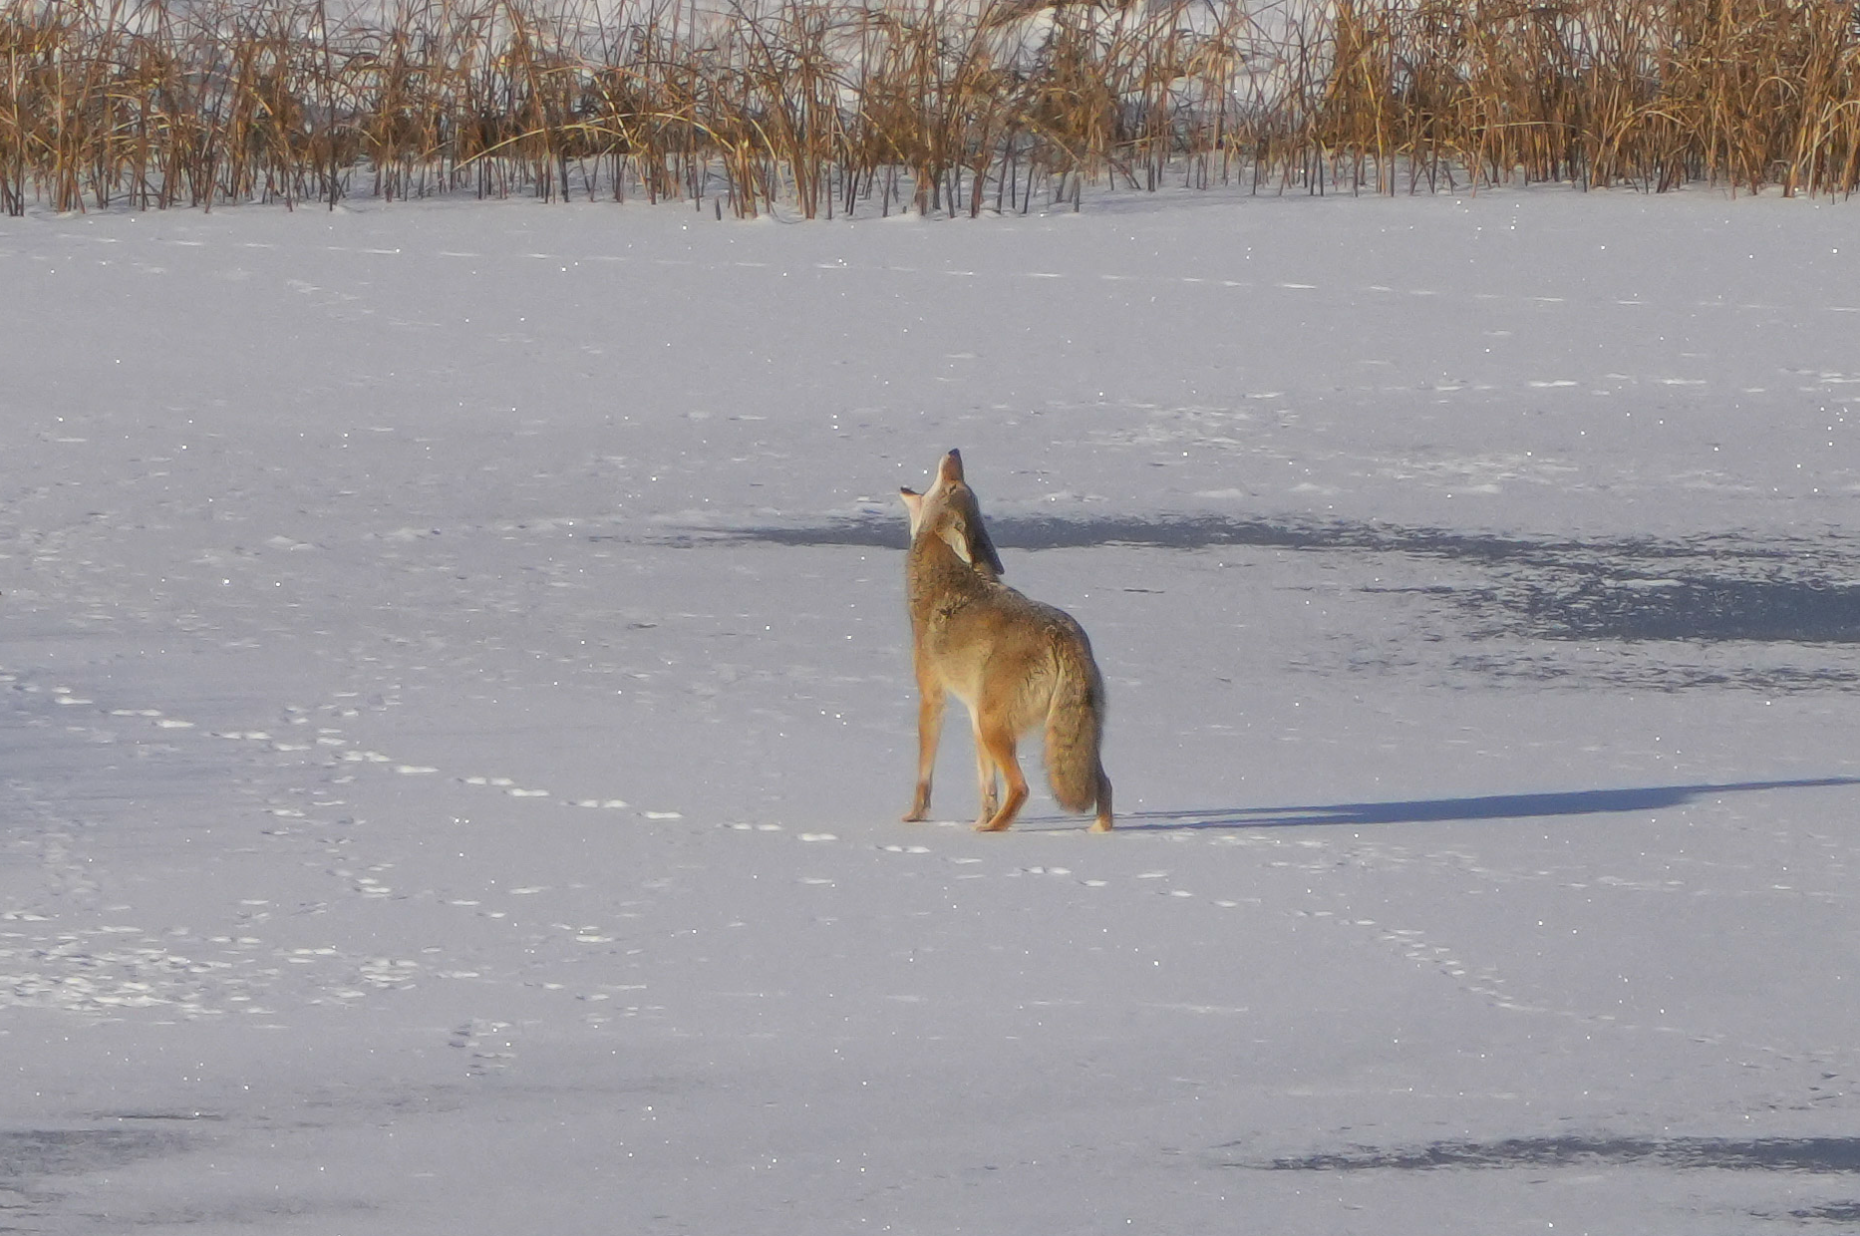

{"left": 906, "top": 530, "right": 992, "bottom": 628}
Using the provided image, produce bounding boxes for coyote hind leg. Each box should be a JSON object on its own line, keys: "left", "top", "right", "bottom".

{"left": 974, "top": 720, "right": 1028, "bottom": 833}
{"left": 970, "top": 709, "right": 1001, "bottom": 828}
{"left": 1090, "top": 766, "right": 1114, "bottom": 833}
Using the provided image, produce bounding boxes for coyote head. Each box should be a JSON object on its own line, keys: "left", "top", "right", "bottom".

{"left": 900, "top": 449, "right": 1005, "bottom": 578}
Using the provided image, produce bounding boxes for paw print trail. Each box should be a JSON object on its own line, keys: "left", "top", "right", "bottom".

{"left": 0, "top": 664, "right": 666, "bottom": 1028}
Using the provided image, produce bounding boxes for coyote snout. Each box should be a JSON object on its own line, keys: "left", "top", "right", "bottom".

{"left": 899, "top": 450, "right": 1113, "bottom": 832}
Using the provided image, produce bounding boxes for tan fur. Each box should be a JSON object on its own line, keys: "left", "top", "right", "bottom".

{"left": 899, "top": 450, "right": 1112, "bottom": 833}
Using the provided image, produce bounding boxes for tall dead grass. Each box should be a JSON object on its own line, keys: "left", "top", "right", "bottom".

{"left": 4, "top": 0, "right": 1859, "bottom": 217}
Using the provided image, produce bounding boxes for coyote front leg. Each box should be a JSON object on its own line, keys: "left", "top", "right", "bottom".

{"left": 904, "top": 676, "right": 945, "bottom": 822}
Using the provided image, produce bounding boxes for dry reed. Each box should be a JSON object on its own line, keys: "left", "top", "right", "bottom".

{"left": 4, "top": 0, "right": 1859, "bottom": 218}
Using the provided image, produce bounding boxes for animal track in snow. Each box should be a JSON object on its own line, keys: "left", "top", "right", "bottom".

{"left": 448, "top": 1018, "right": 516, "bottom": 1076}
{"left": 36, "top": 670, "right": 652, "bottom": 823}
{"left": 460, "top": 775, "right": 553, "bottom": 798}
{"left": 0, "top": 920, "right": 280, "bottom": 1019}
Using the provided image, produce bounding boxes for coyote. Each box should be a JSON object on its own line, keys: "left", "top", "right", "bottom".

{"left": 899, "top": 450, "right": 1113, "bottom": 832}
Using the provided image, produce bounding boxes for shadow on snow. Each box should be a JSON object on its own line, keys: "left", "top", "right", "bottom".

{"left": 1115, "top": 776, "right": 1860, "bottom": 830}
{"left": 1240, "top": 1134, "right": 1860, "bottom": 1174}
{"left": 694, "top": 512, "right": 1860, "bottom": 644}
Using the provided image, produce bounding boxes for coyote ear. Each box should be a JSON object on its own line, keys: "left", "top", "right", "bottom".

{"left": 968, "top": 518, "right": 1006, "bottom": 577}
{"left": 900, "top": 487, "right": 924, "bottom": 534}
{"left": 938, "top": 519, "right": 974, "bottom": 565}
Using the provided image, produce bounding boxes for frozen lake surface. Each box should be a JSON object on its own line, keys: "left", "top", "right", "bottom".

{"left": 3, "top": 186, "right": 1860, "bottom": 1233}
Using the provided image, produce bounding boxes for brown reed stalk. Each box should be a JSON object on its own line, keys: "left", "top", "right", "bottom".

{"left": 5, "top": 0, "right": 1860, "bottom": 217}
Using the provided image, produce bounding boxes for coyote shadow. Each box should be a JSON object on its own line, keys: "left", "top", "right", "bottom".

{"left": 1117, "top": 776, "right": 1860, "bottom": 831}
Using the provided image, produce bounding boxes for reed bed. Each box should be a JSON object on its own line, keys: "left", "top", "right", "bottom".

{"left": 4, "top": 0, "right": 1860, "bottom": 217}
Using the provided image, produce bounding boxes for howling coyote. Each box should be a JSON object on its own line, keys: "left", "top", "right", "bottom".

{"left": 899, "top": 450, "right": 1113, "bottom": 832}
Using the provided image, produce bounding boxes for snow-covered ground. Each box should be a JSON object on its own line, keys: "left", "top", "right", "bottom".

{"left": 4, "top": 186, "right": 1860, "bottom": 1234}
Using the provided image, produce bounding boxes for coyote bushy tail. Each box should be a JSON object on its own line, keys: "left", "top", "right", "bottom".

{"left": 1046, "top": 636, "right": 1109, "bottom": 815}
{"left": 899, "top": 449, "right": 1113, "bottom": 833}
